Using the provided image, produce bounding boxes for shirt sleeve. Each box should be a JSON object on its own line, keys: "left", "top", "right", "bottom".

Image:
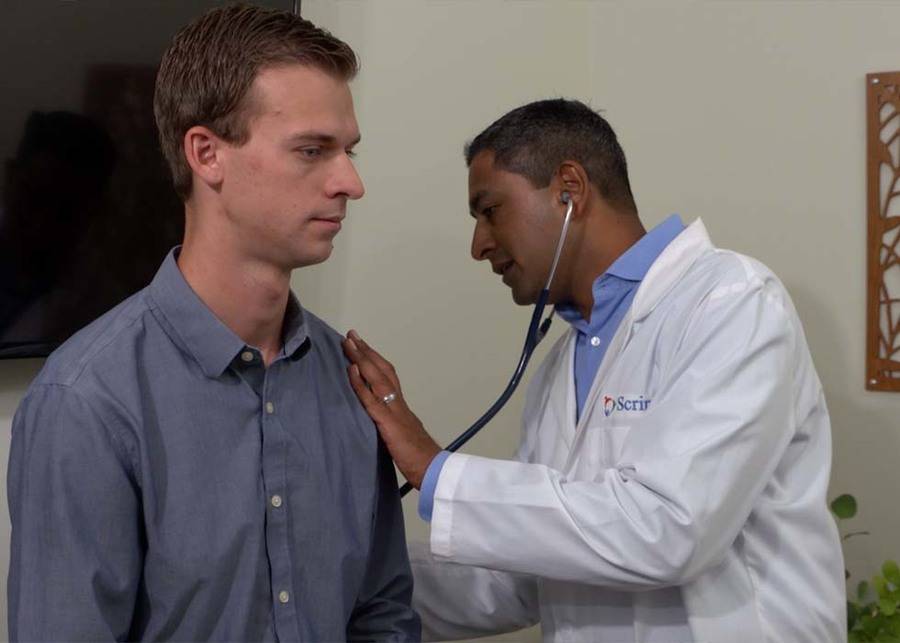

{"left": 417, "top": 450, "right": 451, "bottom": 522}
{"left": 7, "top": 384, "right": 142, "bottom": 642}
{"left": 409, "top": 540, "right": 539, "bottom": 641}
{"left": 346, "top": 439, "right": 421, "bottom": 641}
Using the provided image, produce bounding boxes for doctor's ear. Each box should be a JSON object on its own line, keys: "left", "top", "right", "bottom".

{"left": 554, "top": 161, "right": 588, "bottom": 212}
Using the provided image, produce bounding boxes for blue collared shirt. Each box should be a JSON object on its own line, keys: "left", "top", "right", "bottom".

{"left": 419, "top": 215, "right": 685, "bottom": 521}
{"left": 556, "top": 214, "right": 686, "bottom": 420}
{"left": 8, "top": 249, "right": 420, "bottom": 641}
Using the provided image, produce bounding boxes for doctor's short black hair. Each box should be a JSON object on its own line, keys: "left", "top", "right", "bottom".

{"left": 464, "top": 98, "right": 636, "bottom": 213}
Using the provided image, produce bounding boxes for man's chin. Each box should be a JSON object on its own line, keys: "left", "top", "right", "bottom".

{"left": 510, "top": 287, "right": 540, "bottom": 307}
{"left": 292, "top": 244, "right": 334, "bottom": 269}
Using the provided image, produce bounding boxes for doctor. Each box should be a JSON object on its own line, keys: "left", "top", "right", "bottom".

{"left": 342, "top": 99, "right": 846, "bottom": 642}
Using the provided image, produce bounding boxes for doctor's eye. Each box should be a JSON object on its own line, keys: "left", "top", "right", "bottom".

{"left": 482, "top": 205, "right": 498, "bottom": 218}
{"left": 346, "top": 148, "right": 358, "bottom": 159}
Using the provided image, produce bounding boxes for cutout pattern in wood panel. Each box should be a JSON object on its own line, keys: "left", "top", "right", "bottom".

{"left": 867, "top": 71, "right": 900, "bottom": 391}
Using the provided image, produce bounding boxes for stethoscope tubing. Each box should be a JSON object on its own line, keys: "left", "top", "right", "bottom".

{"left": 398, "top": 197, "right": 574, "bottom": 497}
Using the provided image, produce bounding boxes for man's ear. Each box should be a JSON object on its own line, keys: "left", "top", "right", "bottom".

{"left": 555, "top": 161, "right": 590, "bottom": 215}
{"left": 183, "top": 125, "right": 225, "bottom": 190}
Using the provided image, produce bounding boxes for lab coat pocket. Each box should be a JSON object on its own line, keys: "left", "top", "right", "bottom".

{"left": 578, "top": 423, "right": 632, "bottom": 476}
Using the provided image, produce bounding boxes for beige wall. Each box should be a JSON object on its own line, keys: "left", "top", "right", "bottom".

{"left": 0, "top": 1, "right": 898, "bottom": 641}
{"left": 580, "top": 0, "right": 900, "bottom": 597}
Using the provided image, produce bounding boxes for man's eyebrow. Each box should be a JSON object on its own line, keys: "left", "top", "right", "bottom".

{"left": 469, "top": 189, "right": 488, "bottom": 216}
{"left": 286, "top": 132, "right": 362, "bottom": 146}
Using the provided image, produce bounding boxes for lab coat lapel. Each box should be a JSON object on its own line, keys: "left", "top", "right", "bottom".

{"left": 631, "top": 218, "right": 711, "bottom": 323}
{"left": 560, "top": 218, "right": 711, "bottom": 472}
{"left": 548, "top": 328, "right": 579, "bottom": 452}
{"left": 563, "top": 308, "right": 635, "bottom": 472}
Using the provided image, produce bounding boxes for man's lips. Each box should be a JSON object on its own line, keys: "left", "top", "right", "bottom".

{"left": 491, "top": 260, "right": 513, "bottom": 275}
{"left": 310, "top": 216, "right": 344, "bottom": 232}
{"left": 492, "top": 261, "right": 515, "bottom": 282}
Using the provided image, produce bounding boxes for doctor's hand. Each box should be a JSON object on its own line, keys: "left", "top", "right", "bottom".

{"left": 342, "top": 330, "right": 441, "bottom": 490}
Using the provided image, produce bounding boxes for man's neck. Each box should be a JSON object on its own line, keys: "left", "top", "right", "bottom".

{"left": 569, "top": 211, "right": 646, "bottom": 321}
{"left": 177, "top": 227, "right": 291, "bottom": 367}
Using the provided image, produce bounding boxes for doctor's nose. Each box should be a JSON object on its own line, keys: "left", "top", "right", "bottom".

{"left": 470, "top": 218, "right": 495, "bottom": 261}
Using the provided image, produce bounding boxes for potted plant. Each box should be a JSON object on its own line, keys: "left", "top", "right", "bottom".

{"left": 831, "top": 494, "right": 900, "bottom": 641}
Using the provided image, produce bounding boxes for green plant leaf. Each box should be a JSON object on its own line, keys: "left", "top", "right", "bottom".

{"left": 831, "top": 494, "right": 858, "bottom": 519}
{"left": 889, "top": 613, "right": 900, "bottom": 636}
{"left": 861, "top": 610, "right": 881, "bottom": 636}
{"left": 874, "top": 575, "right": 889, "bottom": 599}
{"left": 883, "top": 561, "right": 900, "bottom": 586}
{"left": 848, "top": 600, "right": 861, "bottom": 630}
{"left": 860, "top": 581, "right": 871, "bottom": 602}
{"left": 880, "top": 598, "right": 898, "bottom": 616}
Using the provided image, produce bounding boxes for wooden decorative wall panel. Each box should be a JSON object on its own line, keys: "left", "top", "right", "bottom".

{"left": 867, "top": 71, "right": 900, "bottom": 392}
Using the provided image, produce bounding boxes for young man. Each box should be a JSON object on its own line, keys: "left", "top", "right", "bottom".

{"left": 343, "top": 99, "right": 846, "bottom": 642}
{"left": 8, "top": 5, "right": 419, "bottom": 641}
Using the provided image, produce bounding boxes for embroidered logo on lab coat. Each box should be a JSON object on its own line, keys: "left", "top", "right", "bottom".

{"left": 603, "top": 394, "right": 651, "bottom": 417}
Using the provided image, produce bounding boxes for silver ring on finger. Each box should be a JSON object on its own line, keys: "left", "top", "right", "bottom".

{"left": 381, "top": 392, "right": 397, "bottom": 405}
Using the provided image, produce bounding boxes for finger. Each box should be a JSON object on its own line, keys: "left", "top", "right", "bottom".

{"left": 347, "top": 364, "right": 389, "bottom": 423}
{"left": 347, "top": 330, "right": 401, "bottom": 391}
{"left": 345, "top": 340, "right": 397, "bottom": 400}
{"left": 342, "top": 333, "right": 399, "bottom": 393}
{"left": 347, "top": 330, "right": 395, "bottom": 374}
{"left": 341, "top": 336, "right": 364, "bottom": 366}
{"left": 342, "top": 336, "right": 385, "bottom": 381}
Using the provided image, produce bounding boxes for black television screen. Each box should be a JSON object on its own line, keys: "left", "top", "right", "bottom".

{"left": 0, "top": 0, "right": 292, "bottom": 358}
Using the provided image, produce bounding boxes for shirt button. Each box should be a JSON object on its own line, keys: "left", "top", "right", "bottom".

{"left": 278, "top": 590, "right": 290, "bottom": 604}
{"left": 271, "top": 494, "right": 283, "bottom": 508}
{"left": 590, "top": 336, "right": 601, "bottom": 347}
{"left": 265, "top": 401, "right": 275, "bottom": 414}
{"left": 240, "top": 350, "right": 254, "bottom": 362}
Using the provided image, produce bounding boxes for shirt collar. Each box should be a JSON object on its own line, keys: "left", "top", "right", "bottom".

{"left": 281, "top": 292, "right": 309, "bottom": 358}
{"left": 554, "top": 214, "right": 685, "bottom": 326}
{"left": 606, "top": 214, "right": 685, "bottom": 281}
{"left": 148, "top": 248, "right": 309, "bottom": 378}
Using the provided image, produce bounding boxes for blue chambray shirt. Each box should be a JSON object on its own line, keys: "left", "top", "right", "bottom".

{"left": 7, "top": 249, "right": 420, "bottom": 642}
{"left": 419, "top": 215, "right": 685, "bottom": 521}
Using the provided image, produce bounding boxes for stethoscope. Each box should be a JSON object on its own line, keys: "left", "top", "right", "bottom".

{"left": 399, "top": 191, "right": 574, "bottom": 497}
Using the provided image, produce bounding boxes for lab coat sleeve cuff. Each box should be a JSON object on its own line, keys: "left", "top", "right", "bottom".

{"left": 429, "top": 452, "right": 472, "bottom": 558}
{"left": 417, "top": 450, "right": 452, "bottom": 522}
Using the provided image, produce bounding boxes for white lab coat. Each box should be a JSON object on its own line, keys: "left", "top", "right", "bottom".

{"left": 412, "top": 219, "right": 846, "bottom": 643}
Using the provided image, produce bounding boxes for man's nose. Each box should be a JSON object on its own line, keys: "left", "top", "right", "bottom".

{"left": 329, "top": 154, "right": 365, "bottom": 200}
{"left": 470, "top": 218, "right": 495, "bottom": 261}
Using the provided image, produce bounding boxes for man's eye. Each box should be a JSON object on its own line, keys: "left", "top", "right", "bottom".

{"left": 299, "top": 147, "right": 322, "bottom": 159}
{"left": 482, "top": 205, "right": 498, "bottom": 217}
{"left": 346, "top": 149, "right": 357, "bottom": 159}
